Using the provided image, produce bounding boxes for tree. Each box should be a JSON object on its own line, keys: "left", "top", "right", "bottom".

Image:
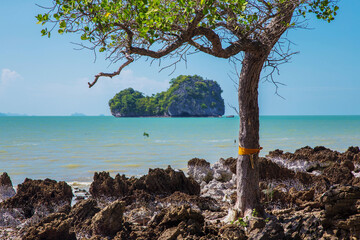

{"left": 37, "top": 0, "right": 339, "bottom": 218}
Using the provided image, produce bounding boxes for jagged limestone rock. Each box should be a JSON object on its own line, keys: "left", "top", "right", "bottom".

{"left": 109, "top": 75, "right": 224, "bottom": 117}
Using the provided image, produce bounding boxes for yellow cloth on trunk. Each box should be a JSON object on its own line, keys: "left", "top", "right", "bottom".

{"left": 238, "top": 146, "right": 263, "bottom": 155}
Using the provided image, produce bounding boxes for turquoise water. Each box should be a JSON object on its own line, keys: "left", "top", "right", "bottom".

{"left": 0, "top": 116, "right": 359, "bottom": 185}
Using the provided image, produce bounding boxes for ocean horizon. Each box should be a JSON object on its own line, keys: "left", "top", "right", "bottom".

{"left": 1, "top": 115, "right": 359, "bottom": 186}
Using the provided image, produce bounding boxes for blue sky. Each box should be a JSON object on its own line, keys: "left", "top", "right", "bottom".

{"left": 0, "top": 0, "right": 359, "bottom": 116}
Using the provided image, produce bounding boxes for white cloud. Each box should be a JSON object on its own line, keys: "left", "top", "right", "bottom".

{"left": 1, "top": 69, "right": 22, "bottom": 85}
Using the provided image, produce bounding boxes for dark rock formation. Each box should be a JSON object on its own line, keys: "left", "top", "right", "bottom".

{"left": 248, "top": 220, "right": 285, "bottom": 240}
{"left": 0, "top": 173, "right": 13, "bottom": 191}
{"left": 188, "top": 158, "right": 214, "bottom": 183}
{"left": 220, "top": 157, "right": 237, "bottom": 174}
{"left": 20, "top": 199, "right": 101, "bottom": 240}
{"left": 149, "top": 204, "right": 205, "bottom": 239}
{"left": 268, "top": 185, "right": 360, "bottom": 239}
{"left": 139, "top": 166, "right": 200, "bottom": 195}
{"left": 151, "top": 204, "right": 204, "bottom": 228}
{"left": 219, "top": 224, "right": 247, "bottom": 239}
{"left": 264, "top": 146, "right": 360, "bottom": 190}
{"left": 267, "top": 146, "right": 340, "bottom": 163}
{"left": 1, "top": 178, "right": 73, "bottom": 218}
{"left": 188, "top": 158, "right": 210, "bottom": 168}
{"left": 267, "top": 145, "right": 360, "bottom": 168}
{"left": 343, "top": 146, "right": 360, "bottom": 163}
{"left": 321, "top": 185, "right": 360, "bottom": 218}
{"left": 90, "top": 166, "right": 200, "bottom": 199}
{"left": 89, "top": 172, "right": 129, "bottom": 199}
{"left": 333, "top": 213, "right": 360, "bottom": 237}
{"left": 70, "top": 199, "right": 100, "bottom": 229}
{"left": 113, "top": 205, "right": 207, "bottom": 240}
{"left": 91, "top": 200, "right": 125, "bottom": 236}
{"left": 0, "top": 172, "right": 15, "bottom": 202}
{"left": 22, "top": 213, "right": 76, "bottom": 240}
{"left": 323, "top": 162, "right": 354, "bottom": 185}
{"left": 259, "top": 158, "right": 295, "bottom": 181}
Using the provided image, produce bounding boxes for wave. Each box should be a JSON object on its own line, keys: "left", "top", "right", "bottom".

{"left": 67, "top": 181, "right": 91, "bottom": 191}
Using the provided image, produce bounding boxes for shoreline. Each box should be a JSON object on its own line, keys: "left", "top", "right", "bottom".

{"left": 1, "top": 145, "right": 360, "bottom": 239}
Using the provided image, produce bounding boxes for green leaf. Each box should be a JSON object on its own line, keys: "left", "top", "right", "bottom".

{"left": 35, "top": 14, "right": 43, "bottom": 24}
{"left": 53, "top": 13, "right": 60, "bottom": 20}
{"left": 59, "top": 21, "right": 66, "bottom": 28}
{"left": 81, "top": 33, "right": 88, "bottom": 40}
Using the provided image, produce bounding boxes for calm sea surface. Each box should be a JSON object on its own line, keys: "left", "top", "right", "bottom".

{"left": 0, "top": 116, "right": 359, "bottom": 185}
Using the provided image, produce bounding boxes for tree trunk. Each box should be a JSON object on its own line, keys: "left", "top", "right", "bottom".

{"left": 235, "top": 51, "right": 267, "bottom": 217}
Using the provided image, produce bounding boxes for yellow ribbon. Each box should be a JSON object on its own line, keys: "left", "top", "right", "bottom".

{"left": 238, "top": 146, "right": 263, "bottom": 155}
{"left": 238, "top": 146, "right": 263, "bottom": 169}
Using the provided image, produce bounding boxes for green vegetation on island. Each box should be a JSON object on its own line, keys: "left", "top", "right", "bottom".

{"left": 108, "top": 75, "right": 224, "bottom": 117}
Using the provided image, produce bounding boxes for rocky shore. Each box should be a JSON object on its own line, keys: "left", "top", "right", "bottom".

{"left": 1, "top": 146, "right": 360, "bottom": 239}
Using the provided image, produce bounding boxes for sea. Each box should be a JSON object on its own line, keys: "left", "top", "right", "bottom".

{"left": 0, "top": 116, "right": 359, "bottom": 186}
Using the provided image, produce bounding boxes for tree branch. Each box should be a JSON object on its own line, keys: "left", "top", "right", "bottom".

{"left": 130, "top": 39, "right": 185, "bottom": 58}
{"left": 260, "top": 0, "right": 299, "bottom": 47}
{"left": 189, "top": 26, "right": 264, "bottom": 58}
{"left": 88, "top": 52, "right": 134, "bottom": 88}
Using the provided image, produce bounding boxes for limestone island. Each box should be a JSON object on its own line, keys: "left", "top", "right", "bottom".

{"left": 109, "top": 75, "right": 225, "bottom": 117}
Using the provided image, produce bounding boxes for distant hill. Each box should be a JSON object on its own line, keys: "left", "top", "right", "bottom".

{"left": 71, "top": 113, "right": 86, "bottom": 116}
{"left": 109, "top": 75, "right": 225, "bottom": 117}
{"left": 0, "top": 113, "right": 28, "bottom": 116}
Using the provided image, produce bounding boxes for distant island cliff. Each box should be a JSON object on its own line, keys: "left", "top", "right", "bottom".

{"left": 109, "top": 75, "right": 225, "bottom": 117}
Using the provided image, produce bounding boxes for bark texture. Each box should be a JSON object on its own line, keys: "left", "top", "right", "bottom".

{"left": 234, "top": 1, "right": 297, "bottom": 218}
{"left": 235, "top": 51, "right": 267, "bottom": 217}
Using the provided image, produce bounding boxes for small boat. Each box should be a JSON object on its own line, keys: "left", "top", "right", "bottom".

{"left": 226, "top": 115, "right": 234, "bottom": 118}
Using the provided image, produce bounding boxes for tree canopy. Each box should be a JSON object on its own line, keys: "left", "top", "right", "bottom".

{"left": 37, "top": 0, "right": 339, "bottom": 87}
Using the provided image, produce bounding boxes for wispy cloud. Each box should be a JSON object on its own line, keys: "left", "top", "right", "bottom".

{"left": 1, "top": 69, "right": 22, "bottom": 86}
